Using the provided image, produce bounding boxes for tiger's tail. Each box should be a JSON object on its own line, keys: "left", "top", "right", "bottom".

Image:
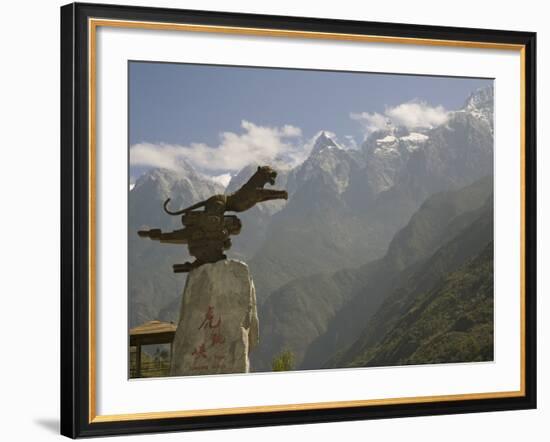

{"left": 163, "top": 198, "right": 206, "bottom": 215}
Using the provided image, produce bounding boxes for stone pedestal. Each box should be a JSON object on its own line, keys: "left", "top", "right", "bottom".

{"left": 170, "top": 260, "right": 259, "bottom": 376}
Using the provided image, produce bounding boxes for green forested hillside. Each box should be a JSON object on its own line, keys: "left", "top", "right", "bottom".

{"left": 340, "top": 241, "right": 493, "bottom": 367}
{"left": 307, "top": 190, "right": 493, "bottom": 369}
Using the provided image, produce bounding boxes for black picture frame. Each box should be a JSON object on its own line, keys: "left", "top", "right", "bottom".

{"left": 60, "top": 2, "right": 537, "bottom": 438}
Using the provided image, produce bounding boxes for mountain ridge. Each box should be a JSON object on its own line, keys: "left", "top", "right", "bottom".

{"left": 250, "top": 176, "right": 493, "bottom": 371}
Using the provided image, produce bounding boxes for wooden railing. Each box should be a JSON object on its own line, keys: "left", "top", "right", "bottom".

{"left": 129, "top": 360, "right": 171, "bottom": 378}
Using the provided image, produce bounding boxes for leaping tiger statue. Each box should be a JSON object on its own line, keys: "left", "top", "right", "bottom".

{"left": 138, "top": 165, "right": 288, "bottom": 272}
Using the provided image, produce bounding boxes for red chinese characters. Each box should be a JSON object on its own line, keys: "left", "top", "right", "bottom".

{"left": 192, "top": 306, "right": 227, "bottom": 366}
{"left": 198, "top": 305, "right": 221, "bottom": 330}
{"left": 210, "top": 331, "right": 225, "bottom": 346}
{"left": 191, "top": 343, "right": 207, "bottom": 359}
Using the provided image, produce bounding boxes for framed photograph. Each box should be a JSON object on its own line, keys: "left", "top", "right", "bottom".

{"left": 60, "top": 2, "right": 536, "bottom": 438}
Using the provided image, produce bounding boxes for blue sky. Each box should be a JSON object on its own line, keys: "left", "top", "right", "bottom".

{"left": 129, "top": 61, "right": 492, "bottom": 184}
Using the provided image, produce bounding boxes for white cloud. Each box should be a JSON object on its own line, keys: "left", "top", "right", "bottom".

{"left": 130, "top": 120, "right": 303, "bottom": 173}
{"left": 130, "top": 143, "right": 187, "bottom": 172}
{"left": 350, "top": 111, "right": 389, "bottom": 135}
{"left": 351, "top": 101, "right": 449, "bottom": 137}
{"left": 386, "top": 102, "right": 449, "bottom": 129}
{"left": 280, "top": 124, "right": 302, "bottom": 137}
{"left": 211, "top": 173, "right": 232, "bottom": 187}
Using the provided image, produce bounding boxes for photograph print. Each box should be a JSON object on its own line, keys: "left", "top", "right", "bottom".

{"left": 128, "top": 61, "right": 494, "bottom": 379}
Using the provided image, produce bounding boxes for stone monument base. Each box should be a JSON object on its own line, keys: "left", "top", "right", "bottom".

{"left": 170, "top": 259, "right": 259, "bottom": 376}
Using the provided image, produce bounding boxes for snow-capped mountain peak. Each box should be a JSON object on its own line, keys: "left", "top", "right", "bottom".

{"left": 310, "top": 131, "right": 342, "bottom": 156}
{"left": 292, "top": 132, "right": 356, "bottom": 194}
{"left": 460, "top": 86, "right": 494, "bottom": 129}
{"left": 135, "top": 167, "right": 221, "bottom": 201}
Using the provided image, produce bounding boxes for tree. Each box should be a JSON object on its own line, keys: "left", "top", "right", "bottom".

{"left": 272, "top": 350, "right": 295, "bottom": 371}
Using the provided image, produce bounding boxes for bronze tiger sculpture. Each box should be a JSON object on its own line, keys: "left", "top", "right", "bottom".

{"left": 163, "top": 165, "right": 288, "bottom": 215}
{"left": 138, "top": 166, "right": 288, "bottom": 272}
